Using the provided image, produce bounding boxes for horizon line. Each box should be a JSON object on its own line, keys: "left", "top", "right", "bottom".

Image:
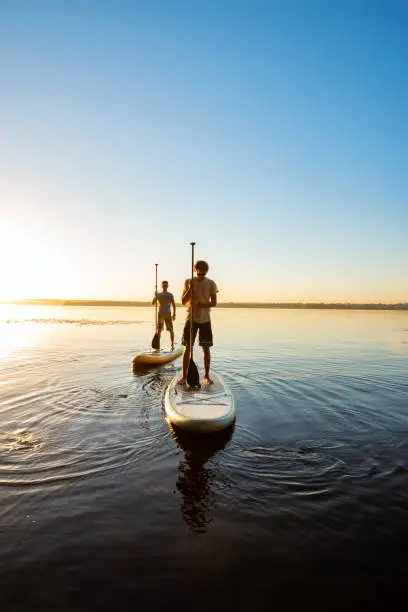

{"left": 1, "top": 298, "right": 407, "bottom": 310}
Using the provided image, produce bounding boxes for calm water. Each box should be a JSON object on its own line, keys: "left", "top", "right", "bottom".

{"left": 1, "top": 305, "right": 408, "bottom": 611}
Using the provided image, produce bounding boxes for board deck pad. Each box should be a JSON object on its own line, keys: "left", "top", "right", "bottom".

{"left": 165, "top": 369, "right": 235, "bottom": 432}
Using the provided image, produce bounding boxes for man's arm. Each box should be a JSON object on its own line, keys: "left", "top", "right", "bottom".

{"left": 181, "top": 280, "right": 191, "bottom": 306}
{"left": 197, "top": 281, "right": 218, "bottom": 309}
{"left": 198, "top": 292, "right": 216, "bottom": 308}
{"left": 210, "top": 281, "right": 218, "bottom": 307}
{"left": 171, "top": 295, "right": 176, "bottom": 318}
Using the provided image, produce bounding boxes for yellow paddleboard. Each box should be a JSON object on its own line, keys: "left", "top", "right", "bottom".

{"left": 132, "top": 344, "right": 183, "bottom": 366}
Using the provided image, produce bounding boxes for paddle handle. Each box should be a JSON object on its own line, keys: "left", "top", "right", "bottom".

{"left": 190, "top": 242, "right": 195, "bottom": 359}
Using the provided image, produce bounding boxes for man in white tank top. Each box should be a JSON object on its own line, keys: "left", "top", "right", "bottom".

{"left": 177, "top": 260, "right": 218, "bottom": 386}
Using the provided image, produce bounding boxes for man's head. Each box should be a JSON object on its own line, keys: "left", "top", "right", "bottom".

{"left": 194, "top": 260, "right": 209, "bottom": 277}
{"left": 161, "top": 281, "right": 169, "bottom": 290}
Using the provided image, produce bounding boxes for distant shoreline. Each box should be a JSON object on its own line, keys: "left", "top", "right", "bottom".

{"left": 2, "top": 299, "right": 407, "bottom": 311}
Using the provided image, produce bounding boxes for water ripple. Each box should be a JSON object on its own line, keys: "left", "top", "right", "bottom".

{"left": 1, "top": 306, "right": 408, "bottom": 610}
{"left": 4, "top": 318, "right": 144, "bottom": 326}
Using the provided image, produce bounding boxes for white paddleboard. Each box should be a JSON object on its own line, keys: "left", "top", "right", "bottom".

{"left": 132, "top": 344, "right": 183, "bottom": 366}
{"left": 165, "top": 370, "right": 235, "bottom": 433}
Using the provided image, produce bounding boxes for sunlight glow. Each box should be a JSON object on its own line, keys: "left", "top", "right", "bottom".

{"left": 0, "top": 222, "right": 71, "bottom": 301}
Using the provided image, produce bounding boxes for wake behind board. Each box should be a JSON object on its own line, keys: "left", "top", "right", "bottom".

{"left": 165, "top": 370, "right": 235, "bottom": 433}
{"left": 132, "top": 344, "right": 183, "bottom": 367}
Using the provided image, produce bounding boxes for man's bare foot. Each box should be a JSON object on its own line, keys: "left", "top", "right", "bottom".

{"left": 177, "top": 377, "right": 186, "bottom": 385}
{"left": 171, "top": 345, "right": 174, "bottom": 351}
{"left": 204, "top": 377, "right": 214, "bottom": 385}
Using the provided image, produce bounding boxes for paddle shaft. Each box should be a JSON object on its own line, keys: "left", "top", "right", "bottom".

{"left": 155, "top": 263, "right": 158, "bottom": 333}
{"left": 189, "top": 243, "right": 195, "bottom": 360}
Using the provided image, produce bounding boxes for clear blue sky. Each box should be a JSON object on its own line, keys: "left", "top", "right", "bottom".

{"left": 1, "top": 0, "right": 407, "bottom": 302}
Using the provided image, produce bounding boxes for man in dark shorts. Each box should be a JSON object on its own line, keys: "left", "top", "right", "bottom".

{"left": 152, "top": 281, "right": 176, "bottom": 349}
{"left": 177, "top": 260, "right": 218, "bottom": 386}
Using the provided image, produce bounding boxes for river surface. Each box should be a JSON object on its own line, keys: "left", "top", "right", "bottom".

{"left": 1, "top": 305, "right": 407, "bottom": 611}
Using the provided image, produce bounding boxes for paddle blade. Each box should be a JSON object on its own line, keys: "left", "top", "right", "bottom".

{"left": 186, "top": 358, "right": 200, "bottom": 388}
{"left": 151, "top": 333, "right": 160, "bottom": 350}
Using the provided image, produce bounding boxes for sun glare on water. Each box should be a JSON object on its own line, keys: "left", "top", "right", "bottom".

{"left": 0, "top": 316, "right": 38, "bottom": 360}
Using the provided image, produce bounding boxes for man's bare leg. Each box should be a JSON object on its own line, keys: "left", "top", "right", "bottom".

{"left": 203, "top": 346, "right": 213, "bottom": 384}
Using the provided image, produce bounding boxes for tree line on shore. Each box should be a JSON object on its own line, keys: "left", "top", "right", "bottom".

{"left": 3, "top": 299, "right": 408, "bottom": 311}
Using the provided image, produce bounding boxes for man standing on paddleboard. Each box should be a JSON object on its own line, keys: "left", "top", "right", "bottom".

{"left": 177, "top": 260, "right": 218, "bottom": 386}
{"left": 152, "top": 281, "right": 176, "bottom": 349}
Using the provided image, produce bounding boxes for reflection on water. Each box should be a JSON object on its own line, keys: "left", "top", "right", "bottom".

{"left": 170, "top": 425, "right": 234, "bottom": 533}
{"left": 1, "top": 428, "right": 43, "bottom": 452}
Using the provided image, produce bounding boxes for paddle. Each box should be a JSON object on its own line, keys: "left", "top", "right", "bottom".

{"left": 186, "top": 242, "right": 200, "bottom": 388}
{"left": 151, "top": 263, "right": 160, "bottom": 350}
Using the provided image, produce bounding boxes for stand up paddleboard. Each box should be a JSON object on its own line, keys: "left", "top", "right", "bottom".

{"left": 132, "top": 345, "right": 183, "bottom": 367}
{"left": 165, "top": 370, "right": 235, "bottom": 433}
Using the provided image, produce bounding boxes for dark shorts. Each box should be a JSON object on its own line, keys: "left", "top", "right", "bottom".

{"left": 182, "top": 320, "right": 213, "bottom": 348}
{"left": 158, "top": 313, "right": 173, "bottom": 332}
